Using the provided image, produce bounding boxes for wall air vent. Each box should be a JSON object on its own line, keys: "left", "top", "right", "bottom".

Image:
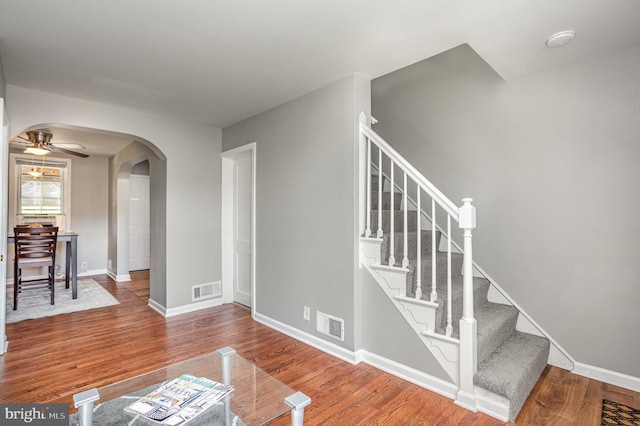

{"left": 316, "top": 311, "right": 345, "bottom": 341}
{"left": 192, "top": 281, "right": 221, "bottom": 302}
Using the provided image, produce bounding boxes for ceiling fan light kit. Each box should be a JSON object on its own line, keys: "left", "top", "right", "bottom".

{"left": 24, "top": 144, "right": 51, "bottom": 156}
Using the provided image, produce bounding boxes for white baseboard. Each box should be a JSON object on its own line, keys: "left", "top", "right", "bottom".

{"left": 356, "top": 349, "right": 458, "bottom": 399}
{"left": 107, "top": 271, "right": 131, "bottom": 282}
{"left": 147, "top": 298, "right": 166, "bottom": 316}
{"left": 573, "top": 362, "right": 640, "bottom": 392}
{"left": 162, "top": 297, "right": 226, "bottom": 318}
{"left": 78, "top": 268, "right": 107, "bottom": 278}
{"left": 254, "top": 311, "right": 460, "bottom": 402}
{"left": 253, "top": 311, "right": 358, "bottom": 364}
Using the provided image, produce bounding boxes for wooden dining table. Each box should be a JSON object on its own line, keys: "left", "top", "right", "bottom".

{"left": 7, "top": 231, "right": 79, "bottom": 299}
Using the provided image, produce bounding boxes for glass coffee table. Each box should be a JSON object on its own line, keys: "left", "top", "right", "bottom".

{"left": 72, "top": 347, "right": 311, "bottom": 426}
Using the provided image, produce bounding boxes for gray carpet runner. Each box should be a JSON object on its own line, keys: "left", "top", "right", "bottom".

{"left": 369, "top": 176, "right": 549, "bottom": 421}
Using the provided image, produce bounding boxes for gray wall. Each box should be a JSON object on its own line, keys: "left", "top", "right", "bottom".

{"left": 223, "top": 74, "right": 369, "bottom": 351}
{"left": 69, "top": 154, "right": 109, "bottom": 273}
{"left": 372, "top": 43, "right": 640, "bottom": 377}
{"left": 0, "top": 53, "right": 5, "bottom": 99}
{"left": 109, "top": 141, "right": 166, "bottom": 306}
{"left": 6, "top": 85, "right": 221, "bottom": 312}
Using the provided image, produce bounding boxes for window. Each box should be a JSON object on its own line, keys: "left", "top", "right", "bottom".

{"left": 11, "top": 155, "right": 71, "bottom": 221}
{"left": 18, "top": 162, "right": 65, "bottom": 214}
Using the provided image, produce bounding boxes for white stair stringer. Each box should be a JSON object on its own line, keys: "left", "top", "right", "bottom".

{"left": 359, "top": 236, "right": 384, "bottom": 265}
{"left": 360, "top": 237, "right": 461, "bottom": 385}
{"left": 420, "top": 330, "right": 460, "bottom": 385}
{"left": 395, "top": 295, "right": 438, "bottom": 333}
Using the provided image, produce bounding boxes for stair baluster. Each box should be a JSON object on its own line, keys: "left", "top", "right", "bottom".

{"left": 431, "top": 199, "right": 438, "bottom": 303}
{"left": 377, "top": 148, "right": 383, "bottom": 238}
{"left": 446, "top": 216, "right": 453, "bottom": 337}
{"left": 388, "top": 161, "right": 395, "bottom": 266}
{"left": 365, "top": 139, "right": 372, "bottom": 238}
{"left": 402, "top": 172, "right": 409, "bottom": 268}
{"left": 415, "top": 188, "right": 422, "bottom": 299}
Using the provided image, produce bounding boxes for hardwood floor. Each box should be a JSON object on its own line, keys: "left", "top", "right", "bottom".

{"left": 1, "top": 272, "right": 638, "bottom": 425}
{"left": 122, "top": 269, "right": 150, "bottom": 302}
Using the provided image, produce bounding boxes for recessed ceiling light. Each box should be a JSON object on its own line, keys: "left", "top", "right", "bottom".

{"left": 546, "top": 31, "right": 575, "bottom": 48}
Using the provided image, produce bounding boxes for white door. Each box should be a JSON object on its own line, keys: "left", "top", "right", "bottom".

{"left": 0, "top": 100, "right": 9, "bottom": 353}
{"left": 129, "top": 175, "right": 150, "bottom": 271}
{"left": 233, "top": 152, "right": 252, "bottom": 307}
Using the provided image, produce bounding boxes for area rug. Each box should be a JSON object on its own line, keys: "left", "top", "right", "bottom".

{"left": 69, "top": 381, "right": 246, "bottom": 425}
{"left": 6, "top": 278, "right": 120, "bottom": 323}
{"left": 602, "top": 399, "right": 640, "bottom": 425}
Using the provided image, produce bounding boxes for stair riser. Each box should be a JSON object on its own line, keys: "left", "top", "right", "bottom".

{"left": 433, "top": 285, "right": 490, "bottom": 335}
{"left": 477, "top": 307, "right": 519, "bottom": 365}
{"left": 404, "top": 254, "right": 464, "bottom": 292}
{"left": 369, "top": 210, "right": 419, "bottom": 233}
{"left": 380, "top": 231, "right": 441, "bottom": 264}
{"left": 371, "top": 176, "right": 381, "bottom": 192}
{"left": 370, "top": 191, "right": 403, "bottom": 210}
{"left": 474, "top": 332, "right": 550, "bottom": 421}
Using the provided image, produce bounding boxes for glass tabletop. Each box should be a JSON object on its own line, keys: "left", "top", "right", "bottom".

{"left": 78, "top": 349, "right": 297, "bottom": 425}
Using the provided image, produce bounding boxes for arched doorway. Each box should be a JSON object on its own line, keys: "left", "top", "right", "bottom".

{"left": 4, "top": 124, "right": 166, "bottom": 318}
{"left": 109, "top": 139, "right": 165, "bottom": 309}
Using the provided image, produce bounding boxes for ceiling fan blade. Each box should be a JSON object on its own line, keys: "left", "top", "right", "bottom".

{"left": 55, "top": 147, "right": 90, "bottom": 158}
{"left": 15, "top": 135, "right": 30, "bottom": 143}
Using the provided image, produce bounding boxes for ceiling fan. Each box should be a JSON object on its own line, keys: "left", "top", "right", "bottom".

{"left": 14, "top": 130, "right": 90, "bottom": 158}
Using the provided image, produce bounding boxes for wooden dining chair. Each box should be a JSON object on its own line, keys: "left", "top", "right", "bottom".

{"left": 13, "top": 226, "right": 59, "bottom": 310}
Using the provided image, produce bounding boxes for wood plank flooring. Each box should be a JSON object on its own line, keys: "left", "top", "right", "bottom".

{"left": 121, "top": 270, "right": 150, "bottom": 302}
{"left": 1, "top": 272, "right": 638, "bottom": 425}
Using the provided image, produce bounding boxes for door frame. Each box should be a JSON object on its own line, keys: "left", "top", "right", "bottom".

{"left": 129, "top": 173, "right": 150, "bottom": 271}
{"left": 0, "top": 99, "right": 8, "bottom": 354}
{"left": 221, "top": 142, "right": 256, "bottom": 316}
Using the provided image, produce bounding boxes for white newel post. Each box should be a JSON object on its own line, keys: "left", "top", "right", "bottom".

{"left": 456, "top": 198, "right": 478, "bottom": 411}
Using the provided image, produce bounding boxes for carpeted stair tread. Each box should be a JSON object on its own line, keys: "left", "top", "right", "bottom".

{"left": 371, "top": 191, "right": 403, "bottom": 210}
{"left": 474, "top": 331, "right": 550, "bottom": 421}
{"left": 475, "top": 302, "right": 519, "bottom": 364}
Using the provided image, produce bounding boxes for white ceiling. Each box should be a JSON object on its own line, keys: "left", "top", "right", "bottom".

{"left": 1, "top": 0, "right": 640, "bottom": 135}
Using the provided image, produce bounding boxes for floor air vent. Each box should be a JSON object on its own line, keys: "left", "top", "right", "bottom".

{"left": 316, "top": 311, "right": 344, "bottom": 341}
{"left": 192, "top": 281, "right": 221, "bottom": 302}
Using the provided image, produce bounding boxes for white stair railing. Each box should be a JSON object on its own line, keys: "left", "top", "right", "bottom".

{"left": 359, "top": 113, "right": 477, "bottom": 405}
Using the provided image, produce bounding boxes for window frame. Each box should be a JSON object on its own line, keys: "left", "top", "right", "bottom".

{"left": 9, "top": 153, "right": 72, "bottom": 228}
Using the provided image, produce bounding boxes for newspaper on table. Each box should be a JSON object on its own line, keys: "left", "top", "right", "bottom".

{"left": 124, "top": 374, "right": 234, "bottom": 425}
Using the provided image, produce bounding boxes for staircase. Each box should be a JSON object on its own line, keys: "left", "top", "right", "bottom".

{"left": 358, "top": 117, "right": 550, "bottom": 421}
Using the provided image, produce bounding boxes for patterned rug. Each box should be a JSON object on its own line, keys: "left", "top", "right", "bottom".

{"left": 602, "top": 399, "right": 640, "bottom": 425}
{"left": 5, "top": 278, "right": 120, "bottom": 323}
